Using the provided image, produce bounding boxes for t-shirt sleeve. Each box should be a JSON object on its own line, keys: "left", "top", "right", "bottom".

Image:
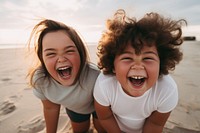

{"left": 157, "top": 75, "right": 178, "bottom": 113}
{"left": 32, "top": 70, "right": 47, "bottom": 100}
{"left": 33, "top": 88, "right": 47, "bottom": 100}
{"left": 93, "top": 74, "right": 111, "bottom": 106}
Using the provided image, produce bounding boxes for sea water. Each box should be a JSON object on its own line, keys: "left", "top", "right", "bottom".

{"left": 0, "top": 44, "right": 27, "bottom": 49}
{"left": 0, "top": 42, "right": 98, "bottom": 49}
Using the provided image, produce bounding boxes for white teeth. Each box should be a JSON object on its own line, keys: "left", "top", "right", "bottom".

{"left": 131, "top": 76, "right": 144, "bottom": 79}
{"left": 58, "top": 67, "right": 69, "bottom": 70}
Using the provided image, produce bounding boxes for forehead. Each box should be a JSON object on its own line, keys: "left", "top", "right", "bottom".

{"left": 43, "top": 30, "right": 70, "bottom": 41}
{"left": 42, "top": 30, "right": 76, "bottom": 48}
{"left": 122, "top": 43, "right": 157, "bottom": 53}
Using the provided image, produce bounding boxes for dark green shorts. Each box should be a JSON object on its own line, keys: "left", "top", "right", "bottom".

{"left": 66, "top": 108, "right": 98, "bottom": 123}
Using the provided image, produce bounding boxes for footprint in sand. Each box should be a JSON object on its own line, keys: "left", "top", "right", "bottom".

{"left": 0, "top": 95, "right": 21, "bottom": 121}
{"left": 1, "top": 78, "right": 11, "bottom": 82}
{"left": 18, "top": 115, "right": 45, "bottom": 133}
{"left": 0, "top": 99, "right": 16, "bottom": 116}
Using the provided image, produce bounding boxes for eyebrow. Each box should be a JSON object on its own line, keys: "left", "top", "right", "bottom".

{"left": 121, "top": 50, "right": 132, "bottom": 54}
{"left": 143, "top": 51, "right": 158, "bottom": 56}
{"left": 43, "top": 48, "right": 55, "bottom": 52}
{"left": 121, "top": 50, "right": 158, "bottom": 56}
{"left": 43, "top": 45, "right": 77, "bottom": 53}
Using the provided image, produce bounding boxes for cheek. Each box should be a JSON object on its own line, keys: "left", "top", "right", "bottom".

{"left": 115, "top": 65, "right": 129, "bottom": 80}
{"left": 148, "top": 64, "right": 159, "bottom": 73}
{"left": 68, "top": 55, "right": 81, "bottom": 74}
{"left": 71, "top": 54, "right": 81, "bottom": 64}
{"left": 114, "top": 59, "right": 124, "bottom": 73}
{"left": 146, "top": 61, "right": 160, "bottom": 74}
{"left": 146, "top": 64, "right": 160, "bottom": 83}
{"left": 44, "top": 58, "right": 56, "bottom": 73}
{"left": 71, "top": 55, "right": 80, "bottom": 63}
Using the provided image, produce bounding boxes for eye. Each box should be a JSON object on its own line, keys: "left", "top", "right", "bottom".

{"left": 66, "top": 49, "right": 76, "bottom": 53}
{"left": 118, "top": 53, "right": 133, "bottom": 61}
{"left": 46, "top": 52, "right": 56, "bottom": 57}
{"left": 120, "top": 56, "right": 133, "bottom": 61}
{"left": 143, "top": 57, "right": 153, "bottom": 60}
{"left": 65, "top": 48, "right": 77, "bottom": 54}
{"left": 122, "top": 57, "right": 132, "bottom": 60}
{"left": 143, "top": 56, "right": 157, "bottom": 61}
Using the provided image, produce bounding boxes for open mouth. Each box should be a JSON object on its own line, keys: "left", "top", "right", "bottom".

{"left": 57, "top": 66, "right": 72, "bottom": 78}
{"left": 129, "top": 76, "right": 146, "bottom": 86}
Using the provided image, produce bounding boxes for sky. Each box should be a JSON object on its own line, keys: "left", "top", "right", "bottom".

{"left": 0, "top": 0, "right": 200, "bottom": 45}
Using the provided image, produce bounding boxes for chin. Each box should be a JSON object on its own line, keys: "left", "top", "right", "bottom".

{"left": 128, "top": 87, "right": 147, "bottom": 97}
{"left": 60, "top": 81, "right": 74, "bottom": 86}
{"left": 57, "top": 77, "right": 75, "bottom": 86}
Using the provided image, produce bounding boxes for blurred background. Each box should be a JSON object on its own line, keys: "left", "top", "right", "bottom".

{"left": 0, "top": 0, "right": 200, "bottom": 48}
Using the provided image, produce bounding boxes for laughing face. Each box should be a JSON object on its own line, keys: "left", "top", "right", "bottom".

{"left": 113, "top": 44, "right": 160, "bottom": 97}
{"left": 42, "top": 30, "right": 81, "bottom": 86}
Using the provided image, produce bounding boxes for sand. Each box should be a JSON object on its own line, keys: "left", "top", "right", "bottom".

{"left": 0, "top": 42, "right": 199, "bottom": 133}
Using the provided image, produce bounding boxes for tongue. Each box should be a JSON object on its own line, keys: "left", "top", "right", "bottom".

{"left": 60, "top": 69, "right": 70, "bottom": 77}
{"left": 131, "top": 79, "right": 143, "bottom": 86}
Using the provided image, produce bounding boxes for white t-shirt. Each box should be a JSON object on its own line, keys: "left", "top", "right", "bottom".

{"left": 33, "top": 64, "right": 100, "bottom": 114}
{"left": 94, "top": 73, "right": 178, "bottom": 133}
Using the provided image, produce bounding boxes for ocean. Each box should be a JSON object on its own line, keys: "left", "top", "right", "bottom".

{"left": 0, "top": 41, "right": 199, "bottom": 49}
{"left": 0, "top": 43, "right": 28, "bottom": 49}
{"left": 0, "top": 42, "right": 98, "bottom": 49}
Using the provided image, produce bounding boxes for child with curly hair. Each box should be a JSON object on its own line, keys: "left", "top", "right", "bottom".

{"left": 94, "top": 9, "right": 186, "bottom": 133}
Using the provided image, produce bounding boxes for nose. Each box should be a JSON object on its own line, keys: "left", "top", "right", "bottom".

{"left": 57, "top": 56, "right": 67, "bottom": 63}
{"left": 131, "top": 65, "right": 144, "bottom": 70}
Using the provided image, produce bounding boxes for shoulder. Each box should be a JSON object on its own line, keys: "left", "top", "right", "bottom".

{"left": 82, "top": 63, "right": 100, "bottom": 80}
{"left": 88, "top": 63, "right": 100, "bottom": 75}
{"left": 154, "top": 74, "right": 178, "bottom": 113}
{"left": 79, "top": 63, "right": 100, "bottom": 88}
{"left": 96, "top": 73, "right": 116, "bottom": 84}
{"left": 94, "top": 73, "right": 117, "bottom": 106}
{"left": 157, "top": 75, "right": 177, "bottom": 90}
{"left": 155, "top": 74, "right": 178, "bottom": 95}
{"left": 32, "top": 68, "right": 51, "bottom": 89}
{"left": 95, "top": 73, "right": 118, "bottom": 92}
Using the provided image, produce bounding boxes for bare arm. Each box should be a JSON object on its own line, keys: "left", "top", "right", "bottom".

{"left": 142, "top": 111, "right": 171, "bottom": 133}
{"left": 41, "top": 100, "right": 61, "bottom": 133}
{"left": 94, "top": 100, "right": 121, "bottom": 133}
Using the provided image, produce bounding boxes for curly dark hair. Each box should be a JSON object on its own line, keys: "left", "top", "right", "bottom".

{"left": 97, "top": 9, "right": 187, "bottom": 76}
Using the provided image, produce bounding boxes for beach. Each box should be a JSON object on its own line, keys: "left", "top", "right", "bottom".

{"left": 0, "top": 42, "right": 200, "bottom": 133}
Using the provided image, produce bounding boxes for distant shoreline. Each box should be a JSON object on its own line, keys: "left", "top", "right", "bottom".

{"left": 0, "top": 41, "right": 199, "bottom": 49}
{"left": 0, "top": 42, "right": 98, "bottom": 49}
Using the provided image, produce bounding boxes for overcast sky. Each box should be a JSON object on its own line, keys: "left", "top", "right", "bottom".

{"left": 0, "top": 0, "right": 200, "bottom": 44}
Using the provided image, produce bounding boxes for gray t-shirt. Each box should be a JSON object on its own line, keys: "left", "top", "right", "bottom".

{"left": 33, "top": 64, "right": 100, "bottom": 114}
